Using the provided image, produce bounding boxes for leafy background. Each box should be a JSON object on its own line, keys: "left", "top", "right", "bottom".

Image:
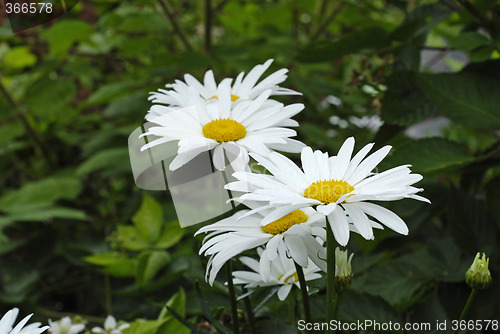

{"left": 0, "top": 0, "right": 499, "bottom": 333}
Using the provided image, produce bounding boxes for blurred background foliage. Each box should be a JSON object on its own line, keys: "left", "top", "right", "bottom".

{"left": 0, "top": 0, "right": 499, "bottom": 333}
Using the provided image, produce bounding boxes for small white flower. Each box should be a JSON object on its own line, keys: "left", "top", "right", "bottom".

{"left": 141, "top": 82, "right": 305, "bottom": 171}
{"left": 196, "top": 204, "right": 326, "bottom": 285}
{"left": 146, "top": 59, "right": 300, "bottom": 121}
{"left": 48, "top": 317, "right": 85, "bottom": 334}
{"left": 232, "top": 245, "right": 322, "bottom": 301}
{"left": 226, "top": 137, "right": 430, "bottom": 246}
{"left": 0, "top": 308, "right": 49, "bottom": 334}
{"left": 91, "top": 315, "right": 130, "bottom": 334}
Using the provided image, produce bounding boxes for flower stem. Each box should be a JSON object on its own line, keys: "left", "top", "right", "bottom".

{"left": 294, "top": 262, "right": 312, "bottom": 329}
{"left": 326, "top": 226, "right": 336, "bottom": 333}
{"left": 226, "top": 260, "right": 240, "bottom": 334}
{"left": 453, "top": 288, "right": 478, "bottom": 334}
{"left": 242, "top": 287, "right": 256, "bottom": 334}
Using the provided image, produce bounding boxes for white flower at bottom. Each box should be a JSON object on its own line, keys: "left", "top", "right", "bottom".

{"left": 48, "top": 317, "right": 85, "bottom": 334}
{"left": 233, "top": 245, "right": 323, "bottom": 301}
{"left": 0, "top": 308, "right": 49, "bottom": 334}
{"left": 91, "top": 315, "right": 130, "bottom": 334}
{"left": 227, "top": 137, "right": 429, "bottom": 246}
{"left": 195, "top": 204, "right": 326, "bottom": 285}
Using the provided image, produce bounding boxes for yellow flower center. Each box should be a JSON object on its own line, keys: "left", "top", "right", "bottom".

{"left": 261, "top": 210, "right": 308, "bottom": 235}
{"left": 202, "top": 119, "right": 246, "bottom": 142}
{"left": 206, "top": 95, "right": 240, "bottom": 102}
{"left": 303, "top": 179, "right": 355, "bottom": 204}
{"left": 278, "top": 272, "right": 299, "bottom": 284}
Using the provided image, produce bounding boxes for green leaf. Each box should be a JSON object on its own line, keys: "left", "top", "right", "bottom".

{"left": 25, "top": 76, "right": 77, "bottom": 118}
{"left": 157, "top": 288, "right": 190, "bottom": 334}
{"left": 117, "top": 225, "right": 151, "bottom": 251}
{"left": 155, "top": 221, "right": 184, "bottom": 250}
{"left": 82, "top": 81, "right": 138, "bottom": 107}
{"left": 256, "top": 320, "right": 298, "bottom": 334}
{"left": 449, "top": 32, "right": 490, "bottom": 51}
{"left": 380, "top": 138, "right": 475, "bottom": 174}
{"left": 123, "top": 319, "right": 169, "bottom": 334}
{"left": 0, "top": 122, "right": 24, "bottom": 147}
{"left": 3, "top": 46, "right": 37, "bottom": 69}
{"left": 0, "top": 176, "right": 83, "bottom": 214}
{"left": 42, "top": 20, "right": 94, "bottom": 58}
{"left": 133, "top": 195, "right": 163, "bottom": 244}
{"left": 0, "top": 262, "right": 39, "bottom": 303}
{"left": 381, "top": 71, "right": 435, "bottom": 126}
{"left": 296, "top": 27, "right": 390, "bottom": 62}
{"left": 338, "top": 291, "right": 402, "bottom": 323}
{"left": 85, "top": 252, "right": 136, "bottom": 278}
{"left": 9, "top": 206, "right": 87, "bottom": 222}
{"left": 77, "top": 148, "right": 130, "bottom": 176}
{"left": 417, "top": 72, "right": 500, "bottom": 130}
{"left": 135, "top": 250, "right": 171, "bottom": 286}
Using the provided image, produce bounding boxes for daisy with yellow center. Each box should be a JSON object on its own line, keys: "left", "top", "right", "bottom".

{"left": 145, "top": 59, "right": 300, "bottom": 121}
{"left": 195, "top": 204, "right": 326, "bottom": 285}
{"left": 140, "top": 82, "right": 305, "bottom": 171}
{"left": 226, "top": 137, "right": 430, "bottom": 246}
{"left": 232, "top": 245, "right": 322, "bottom": 301}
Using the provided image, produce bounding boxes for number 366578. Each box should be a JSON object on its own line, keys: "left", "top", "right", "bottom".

{"left": 4, "top": 2, "right": 53, "bottom": 14}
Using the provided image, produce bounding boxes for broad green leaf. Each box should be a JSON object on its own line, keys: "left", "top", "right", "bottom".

{"left": 449, "top": 32, "right": 490, "bottom": 51}
{"left": 380, "top": 138, "right": 475, "bottom": 174}
{"left": 0, "top": 122, "right": 24, "bottom": 146}
{"left": 155, "top": 221, "right": 184, "bottom": 250}
{"left": 77, "top": 148, "right": 130, "bottom": 176}
{"left": 86, "top": 252, "right": 136, "bottom": 278}
{"left": 417, "top": 72, "right": 500, "bottom": 130}
{"left": 123, "top": 319, "right": 168, "bottom": 334}
{"left": 135, "top": 250, "right": 171, "bottom": 286}
{"left": 0, "top": 176, "right": 83, "bottom": 214}
{"left": 25, "top": 76, "right": 77, "bottom": 118}
{"left": 0, "top": 262, "right": 39, "bottom": 303}
{"left": 338, "top": 291, "right": 401, "bottom": 323}
{"left": 157, "top": 288, "right": 190, "bottom": 334}
{"left": 9, "top": 206, "right": 87, "bottom": 222}
{"left": 297, "top": 27, "right": 390, "bottom": 62}
{"left": 132, "top": 195, "right": 163, "bottom": 244}
{"left": 82, "top": 81, "right": 138, "bottom": 107}
{"left": 447, "top": 189, "right": 497, "bottom": 256}
{"left": 3, "top": 46, "right": 37, "bottom": 69}
{"left": 42, "top": 20, "right": 94, "bottom": 58}
{"left": 117, "top": 225, "right": 151, "bottom": 251}
{"left": 381, "top": 71, "right": 435, "bottom": 126}
{"left": 104, "top": 91, "right": 150, "bottom": 118}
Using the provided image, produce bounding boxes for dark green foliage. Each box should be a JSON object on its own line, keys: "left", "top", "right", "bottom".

{"left": 0, "top": 0, "right": 499, "bottom": 333}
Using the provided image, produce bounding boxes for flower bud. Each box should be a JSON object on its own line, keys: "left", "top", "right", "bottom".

{"left": 335, "top": 247, "right": 353, "bottom": 292}
{"left": 466, "top": 252, "right": 492, "bottom": 290}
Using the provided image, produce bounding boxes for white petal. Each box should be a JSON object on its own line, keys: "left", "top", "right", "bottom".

{"left": 327, "top": 207, "right": 350, "bottom": 246}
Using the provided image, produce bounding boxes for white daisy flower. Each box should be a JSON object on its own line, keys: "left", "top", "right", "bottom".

{"left": 146, "top": 59, "right": 300, "bottom": 121}
{"left": 140, "top": 82, "right": 305, "bottom": 171}
{"left": 232, "top": 245, "right": 322, "bottom": 301}
{"left": 195, "top": 203, "right": 326, "bottom": 285}
{"left": 91, "top": 315, "right": 129, "bottom": 334}
{"left": 48, "top": 317, "right": 85, "bottom": 334}
{"left": 0, "top": 308, "right": 49, "bottom": 334}
{"left": 226, "top": 137, "right": 430, "bottom": 246}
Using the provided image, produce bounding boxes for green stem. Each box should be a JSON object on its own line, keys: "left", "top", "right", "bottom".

{"left": 226, "top": 260, "right": 240, "bottom": 334}
{"left": 156, "top": 0, "right": 193, "bottom": 51}
{"left": 294, "top": 262, "right": 312, "bottom": 332}
{"left": 204, "top": 0, "right": 212, "bottom": 53}
{"left": 453, "top": 289, "right": 478, "bottom": 334}
{"left": 242, "top": 287, "right": 256, "bottom": 334}
{"left": 0, "top": 77, "right": 55, "bottom": 168}
{"left": 105, "top": 274, "right": 113, "bottom": 315}
{"left": 326, "top": 226, "right": 336, "bottom": 333}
